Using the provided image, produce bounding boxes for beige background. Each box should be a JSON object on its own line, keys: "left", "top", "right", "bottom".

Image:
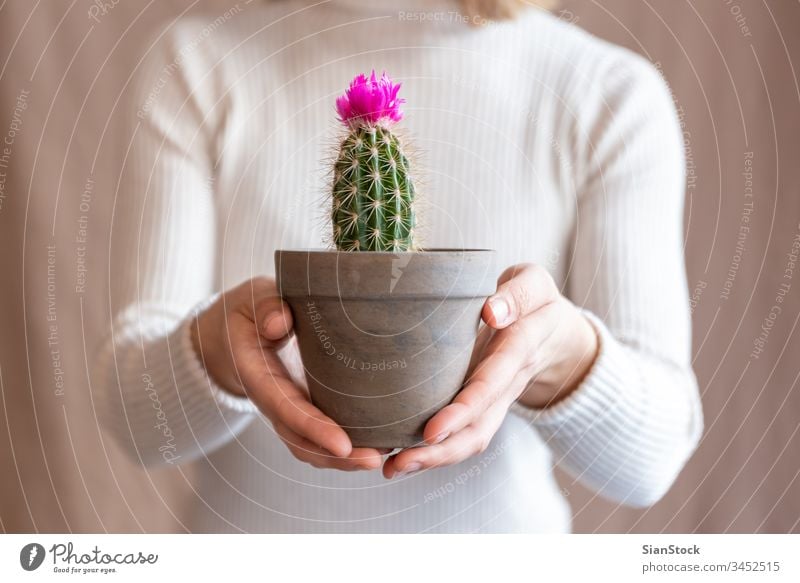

{"left": 0, "top": 0, "right": 797, "bottom": 533}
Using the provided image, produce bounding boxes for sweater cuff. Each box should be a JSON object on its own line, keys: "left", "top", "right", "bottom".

{"left": 510, "top": 310, "right": 641, "bottom": 436}
{"left": 178, "top": 293, "right": 260, "bottom": 416}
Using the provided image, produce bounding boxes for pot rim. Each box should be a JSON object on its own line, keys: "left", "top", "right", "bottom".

{"left": 275, "top": 248, "right": 495, "bottom": 255}
{"left": 274, "top": 248, "right": 497, "bottom": 299}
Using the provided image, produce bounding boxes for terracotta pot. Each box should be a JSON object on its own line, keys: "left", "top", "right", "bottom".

{"left": 274, "top": 249, "right": 496, "bottom": 448}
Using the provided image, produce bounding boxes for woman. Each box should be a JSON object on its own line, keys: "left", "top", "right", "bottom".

{"left": 95, "top": 0, "right": 703, "bottom": 532}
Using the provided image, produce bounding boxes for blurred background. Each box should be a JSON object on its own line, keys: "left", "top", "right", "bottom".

{"left": 0, "top": 0, "right": 798, "bottom": 533}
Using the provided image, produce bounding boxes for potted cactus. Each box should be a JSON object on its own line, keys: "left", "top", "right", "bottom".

{"left": 275, "top": 72, "right": 495, "bottom": 448}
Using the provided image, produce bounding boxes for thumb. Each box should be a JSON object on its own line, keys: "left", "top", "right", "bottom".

{"left": 482, "top": 263, "right": 556, "bottom": 329}
{"left": 255, "top": 298, "right": 294, "bottom": 341}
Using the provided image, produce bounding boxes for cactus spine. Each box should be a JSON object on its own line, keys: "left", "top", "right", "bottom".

{"left": 332, "top": 71, "right": 416, "bottom": 252}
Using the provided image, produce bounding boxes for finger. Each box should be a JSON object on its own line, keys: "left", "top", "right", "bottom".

{"left": 275, "top": 423, "right": 384, "bottom": 471}
{"left": 228, "top": 303, "right": 353, "bottom": 458}
{"left": 240, "top": 350, "right": 353, "bottom": 458}
{"left": 482, "top": 263, "right": 557, "bottom": 329}
{"left": 385, "top": 402, "right": 509, "bottom": 478}
{"left": 423, "top": 329, "right": 529, "bottom": 444}
{"left": 259, "top": 301, "right": 294, "bottom": 341}
{"left": 235, "top": 278, "right": 293, "bottom": 343}
{"left": 274, "top": 389, "right": 354, "bottom": 458}
{"left": 243, "top": 291, "right": 293, "bottom": 340}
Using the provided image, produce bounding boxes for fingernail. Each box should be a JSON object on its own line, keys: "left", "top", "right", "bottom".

{"left": 432, "top": 432, "right": 450, "bottom": 445}
{"left": 396, "top": 462, "right": 422, "bottom": 477}
{"left": 264, "top": 314, "right": 286, "bottom": 338}
{"left": 489, "top": 297, "right": 510, "bottom": 326}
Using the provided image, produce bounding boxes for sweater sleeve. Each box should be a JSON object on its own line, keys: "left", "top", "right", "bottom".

{"left": 512, "top": 52, "right": 703, "bottom": 507}
{"left": 92, "top": 30, "right": 258, "bottom": 467}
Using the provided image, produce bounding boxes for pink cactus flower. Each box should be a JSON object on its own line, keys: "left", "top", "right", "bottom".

{"left": 336, "top": 71, "right": 405, "bottom": 127}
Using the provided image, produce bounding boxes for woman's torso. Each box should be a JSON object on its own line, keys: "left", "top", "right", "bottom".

{"left": 172, "top": 0, "right": 610, "bottom": 532}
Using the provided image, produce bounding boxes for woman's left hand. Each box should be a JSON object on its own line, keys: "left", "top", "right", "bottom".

{"left": 383, "top": 263, "right": 600, "bottom": 479}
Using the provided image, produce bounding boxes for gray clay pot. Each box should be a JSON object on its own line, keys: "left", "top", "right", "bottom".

{"left": 274, "top": 249, "right": 496, "bottom": 448}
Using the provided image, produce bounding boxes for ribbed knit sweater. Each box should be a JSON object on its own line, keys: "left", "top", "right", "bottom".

{"left": 93, "top": 0, "right": 704, "bottom": 532}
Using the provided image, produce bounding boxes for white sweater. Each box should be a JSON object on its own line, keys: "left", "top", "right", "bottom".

{"left": 94, "top": 0, "right": 703, "bottom": 533}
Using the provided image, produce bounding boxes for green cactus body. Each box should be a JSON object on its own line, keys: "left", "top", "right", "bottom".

{"left": 332, "top": 124, "right": 416, "bottom": 252}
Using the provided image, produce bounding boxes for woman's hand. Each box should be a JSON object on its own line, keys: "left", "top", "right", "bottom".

{"left": 383, "top": 263, "right": 600, "bottom": 479}
{"left": 190, "top": 277, "right": 386, "bottom": 471}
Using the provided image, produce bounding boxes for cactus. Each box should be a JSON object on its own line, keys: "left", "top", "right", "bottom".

{"left": 332, "top": 71, "right": 416, "bottom": 252}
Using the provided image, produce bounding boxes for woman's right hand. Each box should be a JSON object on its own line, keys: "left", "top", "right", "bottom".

{"left": 190, "top": 277, "right": 386, "bottom": 471}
